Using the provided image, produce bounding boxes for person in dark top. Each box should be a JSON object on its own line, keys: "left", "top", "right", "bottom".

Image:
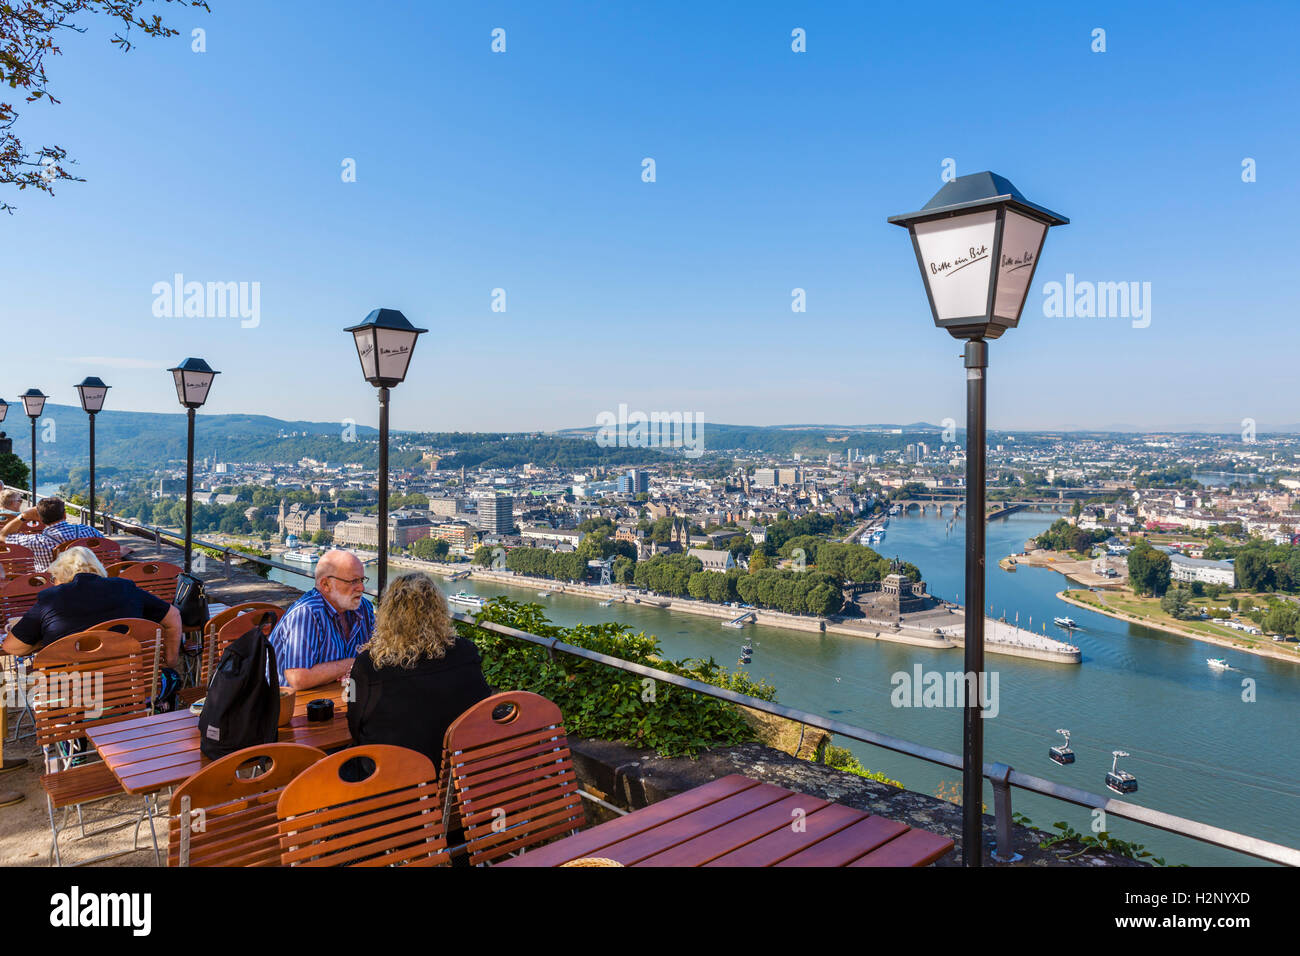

{"left": 347, "top": 573, "right": 491, "bottom": 767}
{"left": 1, "top": 546, "right": 183, "bottom": 665}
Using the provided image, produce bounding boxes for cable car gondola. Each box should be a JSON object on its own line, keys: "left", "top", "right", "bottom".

{"left": 1049, "top": 728, "right": 1075, "bottom": 765}
{"left": 1105, "top": 750, "right": 1138, "bottom": 794}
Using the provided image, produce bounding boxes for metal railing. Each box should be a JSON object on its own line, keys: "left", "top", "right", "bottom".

{"left": 36, "top": 494, "right": 1300, "bottom": 866}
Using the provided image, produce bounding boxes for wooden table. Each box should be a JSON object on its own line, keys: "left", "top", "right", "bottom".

{"left": 498, "top": 774, "right": 955, "bottom": 867}
{"left": 84, "top": 685, "right": 352, "bottom": 796}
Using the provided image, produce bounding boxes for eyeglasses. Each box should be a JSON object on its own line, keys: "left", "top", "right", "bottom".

{"left": 325, "top": 575, "right": 366, "bottom": 588}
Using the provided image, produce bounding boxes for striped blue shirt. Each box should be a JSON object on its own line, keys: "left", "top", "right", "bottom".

{"left": 7, "top": 520, "right": 104, "bottom": 571}
{"left": 269, "top": 588, "right": 374, "bottom": 685}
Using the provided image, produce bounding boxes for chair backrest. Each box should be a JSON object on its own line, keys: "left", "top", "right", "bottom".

{"left": 93, "top": 617, "right": 164, "bottom": 668}
{"left": 0, "top": 542, "right": 36, "bottom": 576}
{"left": 201, "top": 606, "right": 285, "bottom": 688}
{"left": 54, "top": 536, "right": 122, "bottom": 564}
{"left": 120, "top": 561, "right": 182, "bottom": 601}
{"left": 168, "top": 743, "right": 325, "bottom": 866}
{"left": 206, "top": 601, "right": 283, "bottom": 640}
{"left": 277, "top": 745, "right": 448, "bottom": 867}
{"left": 440, "top": 691, "right": 585, "bottom": 865}
{"left": 30, "top": 630, "right": 150, "bottom": 750}
{"left": 103, "top": 561, "right": 140, "bottom": 578}
{"left": 0, "top": 572, "right": 54, "bottom": 620}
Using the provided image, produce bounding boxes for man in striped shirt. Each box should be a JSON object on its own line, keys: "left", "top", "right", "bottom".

{"left": 0, "top": 498, "right": 104, "bottom": 571}
{"left": 269, "top": 550, "right": 374, "bottom": 690}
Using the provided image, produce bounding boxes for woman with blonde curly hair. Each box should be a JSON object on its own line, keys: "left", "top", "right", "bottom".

{"left": 347, "top": 573, "right": 491, "bottom": 764}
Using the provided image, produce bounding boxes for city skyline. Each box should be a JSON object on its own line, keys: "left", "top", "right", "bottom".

{"left": 2, "top": 2, "right": 1295, "bottom": 433}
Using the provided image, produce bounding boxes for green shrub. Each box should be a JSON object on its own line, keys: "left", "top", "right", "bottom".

{"left": 460, "top": 598, "right": 775, "bottom": 757}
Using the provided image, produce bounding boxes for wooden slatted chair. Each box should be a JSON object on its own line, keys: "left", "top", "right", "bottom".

{"left": 277, "top": 745, "right": 449, "bottom": 867}
{"left": 31, "top": 630, "right": 159, "bottom": 865}
{"left": 178, "top": 605, "right": 284, "bottom": 707}
{"left": 94, "top": 618, "right": 165, "bottom": 712}
{"left": 103, "top": 561, "right": 140, "bottom": 578}
{"left": 168, "top": 743, "right": 325, "bottom": 867}
{"left": 120, "top": 562, "right": 182, "bottom": 602}
{"left": 0, "top": 572, "right": 54, "bottom": 740}
{"left": 0, "top": 542, "right": 36, "bottom": 576}
{"left": 54, "top": 536, "right": 122, "bottom": 565}
{"left": 439, "top": 691, "right": 586, "bottom": 865}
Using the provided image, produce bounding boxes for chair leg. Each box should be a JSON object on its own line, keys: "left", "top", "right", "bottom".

{"left": 46, "top": 794, "right": 63, "bottom": 867}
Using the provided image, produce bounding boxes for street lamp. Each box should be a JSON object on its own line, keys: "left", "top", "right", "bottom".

{"left": 75, "top": 377, "right": 110, "bottom": 529}
{"left": 168, "top": 359, "right": 220, "bottom": 573}
{"left": 344, "top": 308, "right": 427, "bottom": 594}
{"left": 19, "top": 389, "right": 47, "bottom": 506}
{"left": 890, "top": 171, "right": 1066, "bottom": 866}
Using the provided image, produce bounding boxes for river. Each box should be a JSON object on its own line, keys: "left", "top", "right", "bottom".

{"left": 270, "top": 507, "right": 1300, "bottom": 866}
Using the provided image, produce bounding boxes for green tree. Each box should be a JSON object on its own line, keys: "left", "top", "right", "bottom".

{"left": 1160, "top": 586, "right": 1194, "bottom": 620}
{"left": 473, "top": 545, "right": 495, "bottom": 566}
{"left": 1127, "top": 542, "right": 1171, "bottom": 596}
{"left": 0, "top": 453, "right": 29, "bottom": 490}
{"left": 411, "top": 537, "right": 450, "bottom": 561}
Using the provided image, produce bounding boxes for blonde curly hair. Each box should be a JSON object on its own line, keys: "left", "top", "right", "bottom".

{"left": 47, "top": 546, "right": 107, "bottom": 584}
{"left": 362, "top": 573, "right": 458, "bottom": 668}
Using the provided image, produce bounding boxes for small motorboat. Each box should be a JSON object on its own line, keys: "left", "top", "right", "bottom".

{"left": 537, "top": 591, "right": 552, "bottom": 598}
{"left": 598, "top": 599, "right": 614, "bottom": 607}
{"left": 1206, "top": 658, "right": 1230, "bottom": 670}
{"left": 1053, "top": 616, "right": 1078, "bottom": 629}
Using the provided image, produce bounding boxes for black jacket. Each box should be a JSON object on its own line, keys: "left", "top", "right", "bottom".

{"left": 347, "top": 637, "right": 492, "bottom": 767}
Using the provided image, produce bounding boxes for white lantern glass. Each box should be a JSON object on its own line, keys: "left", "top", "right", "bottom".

{"left": 78, "top": 387, "right": 108, "bottom": 413}
{"left": 993, "top": 210, "right": 1048, "bottom": 322}
{"left": 351, "top": 328, "right": 379, "bottom": 382}
{"left": 912, "top": 210, "right": 997, "bottom": 321}
{"left": 375, "top": 328, "right": 419, "bottom": 383}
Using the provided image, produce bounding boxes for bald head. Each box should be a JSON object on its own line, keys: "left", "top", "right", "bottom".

{"left": 315, "top": 550, "right": 366, "bottom": 612}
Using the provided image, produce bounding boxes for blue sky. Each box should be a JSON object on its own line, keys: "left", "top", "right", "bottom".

{"left": 2, "top": 0, "right": 1296, "bottom": 433}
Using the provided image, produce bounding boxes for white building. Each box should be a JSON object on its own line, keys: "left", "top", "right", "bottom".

{"left": 1168, "top": 554, "right": 1235, "bottom": 587}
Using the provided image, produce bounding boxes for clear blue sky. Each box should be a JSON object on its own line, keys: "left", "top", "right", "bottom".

{"left": 2, "top": 0, "right": 1296, "bottom": 433}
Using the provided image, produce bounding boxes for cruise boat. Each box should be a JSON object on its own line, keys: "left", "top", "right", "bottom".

{"left": 447, "top": 591, "right": 486, "bottom": 611}
{"left": 282, "top": 549, "right": 320, "bottom": 565}
{"left": 1206, "top": 658, "right": 1230, "bottom": 670}
{"left": 1053, "top": 616, "right": 1078, "bottom": 629}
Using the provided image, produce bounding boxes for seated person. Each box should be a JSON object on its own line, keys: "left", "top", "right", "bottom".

{"left": 2, "top": 546, "right": 183, "bottom": 666}
{"left": 269, "top": 550, "right": 374, "bottom": 690}
{"left": 0, "top": 489, "right": 23, "bottom": 519}
{"left": 0, "top": 497, "right": 104, "bottom": 572}
{"left": 347, "top": 573, "right": 491, "bottom": 765}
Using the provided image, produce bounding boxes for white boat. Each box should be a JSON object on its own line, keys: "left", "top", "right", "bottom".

{"left": 537, "top": 591, "right": 552, "bottom": 598}
{"left": 282, "top": 549, "right": 320, "bottom": 565}
{"left": 1207, "top": 658, "right": 1230, "bottom": 670}
{"left": 1053, "top": 616, "right": 1078, "bottom": 629}
{"left": 447, "top": 591, "right": 486, "bottom": 611}
{"left": 598, "top": 599, "right": 614, "bottom": 607}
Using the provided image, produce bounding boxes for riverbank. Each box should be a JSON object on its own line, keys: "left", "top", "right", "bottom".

{"left": 1004, "top": 549, "right": 1126, "bottom": 589}
{"left": 1057, "top": 589, "right": 1300, "bottom": 666}
{"left": 423, "top": 563, "right": 1079, "bottom": 664}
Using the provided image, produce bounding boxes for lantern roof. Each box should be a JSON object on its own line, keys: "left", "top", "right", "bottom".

{"left": 889, "top": 171, "right": 1068, "bottom": 228}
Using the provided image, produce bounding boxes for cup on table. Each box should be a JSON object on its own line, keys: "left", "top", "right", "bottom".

{"left": 278, "top": 687, "right": 296, "bottom": 727}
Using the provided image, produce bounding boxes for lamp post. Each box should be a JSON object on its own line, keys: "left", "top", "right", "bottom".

{"left": 75, "top": 377, "right": 110, "bottom": 528}
{"left": 19, "top": 389, "right": 47, "bottom": 506}
{"left": 890, "top": 172, "right": 1066, "bottom": 866}
{"left": 344, "top": 309, "right": 427, "bottom": 595}
{"left": 168, "top": 359, "right": 219, "bottom": 573}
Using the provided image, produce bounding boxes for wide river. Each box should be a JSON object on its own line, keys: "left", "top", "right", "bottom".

{"left": 271, "top": 507, "right": 1300, "bottom": 866}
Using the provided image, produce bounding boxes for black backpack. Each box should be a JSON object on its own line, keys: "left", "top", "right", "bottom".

{"left": 198, "top": 612, "right": 280, "bottom": 760}
{"left": 174, "top": 572, "right": 210, "bottom": 629}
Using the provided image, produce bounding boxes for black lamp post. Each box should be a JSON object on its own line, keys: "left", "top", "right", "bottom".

{"left": 75, "top": 377, "right": 110, "bottom": 528}
{"left": 19, "top": 389, "right": 47, "bottom": 506}
{"left": 890, "top": 172, "right": 1066, "bottom": 866}
{"left": 344, "top": 309, "right": 426, "bottom": 595}
{"left": 168, "top": 359, "right": 219, "bottom": 573}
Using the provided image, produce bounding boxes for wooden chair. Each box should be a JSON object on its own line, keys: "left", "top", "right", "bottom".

{"left": 277, "top": 745, "right": 449, "bottom": 867}
{"left": 94, "top": 618, "right": 165, "bottom": 711}
{"left": 439, "top": 691, "right": 585, "bottom": 865}
{"left": 120, "top": 562, "right": 182, "bottom": 602}
{"left": 168, "top": 743, "right": 325, "bottom": 866}
{"left": 0, "top": 571, "right": 53, "bottom": 621}
{"left": 0, "top": 542, "right": 36, "bottom": 576}
{"left": 54, "top": 536, "right": 122, "bottom": 565}
{"left": 31, "top": 630, "right": 158, "bottom": 865}
{"left": 104, "top": 561, "right": 140, "bottom": 578}
{"left": 178, "top": 605, "right": 284, "bottom": 706}
{"left": 0, "top": 572, "right": 54, "bottom": 740}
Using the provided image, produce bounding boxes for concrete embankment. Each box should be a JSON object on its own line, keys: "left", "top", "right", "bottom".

{"left": 435, "top": 565, "right": 1078, "bottom": 664}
